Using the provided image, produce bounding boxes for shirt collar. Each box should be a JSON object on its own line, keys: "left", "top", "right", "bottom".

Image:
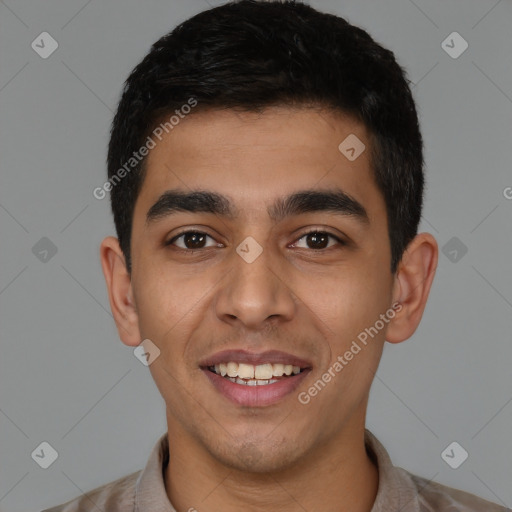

{"left": 134, "top": 432, "right": 175, "bottom": 511}
{"left": 134, "top": 429, "right": 421, "bottom": 512}
{"left": 364, "top": 428, "right": 421, "bottom": 512}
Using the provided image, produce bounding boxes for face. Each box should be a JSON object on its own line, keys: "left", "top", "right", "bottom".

{"left": 114, "top": 107, "right": 403, "bottom": 472}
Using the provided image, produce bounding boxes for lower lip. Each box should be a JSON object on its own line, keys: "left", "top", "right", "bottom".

{"left": 202, "top": 368, "right": 311, "bottom": 407}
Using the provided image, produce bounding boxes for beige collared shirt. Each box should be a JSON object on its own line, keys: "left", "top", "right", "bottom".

{"left": 42, "top": 429, "right": 510, "bottom": 511}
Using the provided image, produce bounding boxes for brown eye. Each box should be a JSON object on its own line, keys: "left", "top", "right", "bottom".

{"left": 293, "top": 231, "right": 345, "bottom": 250}
{"left": 167, "top": 231, "right": 217, "bottom": 250}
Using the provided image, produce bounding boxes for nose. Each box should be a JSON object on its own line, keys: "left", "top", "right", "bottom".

{"left": 214, "top": 241, "right": 297, "bottom": 330}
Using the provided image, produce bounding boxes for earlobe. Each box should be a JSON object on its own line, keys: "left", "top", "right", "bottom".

{"left": 99, "top": 236, "right": 142, "bottom": 347}
{"left": 385, "top": 232, "right": 438, "bottom": 344}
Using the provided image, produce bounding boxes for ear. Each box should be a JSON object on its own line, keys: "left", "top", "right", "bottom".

{"left": 385, "top": 232, "right": 438, "bottom": 344}
{"left": 99, "top": 236, "right": 141, "bottom": 347}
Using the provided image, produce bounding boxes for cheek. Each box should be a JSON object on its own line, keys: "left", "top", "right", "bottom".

{"left": 301, "top": 263, "right": 390, "bottom": 346}
{"left": 300, "top": 267, "right": 387, "bottom": 411}
{"left": 133, "top": 265, "right": 207, "bottom": 345}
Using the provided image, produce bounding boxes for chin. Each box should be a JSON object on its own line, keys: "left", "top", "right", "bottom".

{"left": 211, "top": 438, "right": 302, "bottom": 474}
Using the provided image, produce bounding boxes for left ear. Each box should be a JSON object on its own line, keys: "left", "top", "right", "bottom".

{"left": 385, "top": 232, "right": 438, "bottom": 344}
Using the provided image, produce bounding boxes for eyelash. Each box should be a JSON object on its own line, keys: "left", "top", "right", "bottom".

{"left": 165, "top": 229, "right": 346, "bottom": 253}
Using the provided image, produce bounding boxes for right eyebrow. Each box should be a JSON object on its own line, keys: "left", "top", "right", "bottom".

{"left": 146, "top": 189, "right": 235, "bottom": 226}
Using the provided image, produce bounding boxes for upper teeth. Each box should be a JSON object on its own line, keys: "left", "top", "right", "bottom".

{"left": 214, "top": 362, "right": 301, "bottom": 379}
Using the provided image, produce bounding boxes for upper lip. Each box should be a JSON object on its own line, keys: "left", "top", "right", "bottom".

{"left": 199, "top": 349, "right": 312, "bottom": 369}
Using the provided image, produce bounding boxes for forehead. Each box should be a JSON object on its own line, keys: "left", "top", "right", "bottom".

{"left": 133, "top": 107, "right": 385, "bottom": 227}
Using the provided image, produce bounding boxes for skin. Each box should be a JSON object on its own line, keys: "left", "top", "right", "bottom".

{"left": 100, "top": 106, "right": 438, "bottom": 512}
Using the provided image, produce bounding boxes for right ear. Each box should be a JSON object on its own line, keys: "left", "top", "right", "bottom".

{"left": 99, "top": 236, "right": 142, "bottom": 347}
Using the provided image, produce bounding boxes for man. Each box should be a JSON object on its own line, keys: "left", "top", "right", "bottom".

{"left": 44, "top": 1, "right": 509, "bottom": 511}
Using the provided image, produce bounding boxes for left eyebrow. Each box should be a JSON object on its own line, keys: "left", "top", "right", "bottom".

{"left": 268, "top": 188, "right": 369, "bottom": 225}
{"left": 145, "top": 188, "right": 370, "bottom": 227}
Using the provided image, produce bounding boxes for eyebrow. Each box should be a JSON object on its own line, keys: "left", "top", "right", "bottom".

{"left": 145, "top": 188, "right": 370, "bottom": 227}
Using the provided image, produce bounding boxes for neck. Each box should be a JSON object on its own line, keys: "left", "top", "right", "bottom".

{"left": 164, "top": 416, "right": 379, "bottom": 512}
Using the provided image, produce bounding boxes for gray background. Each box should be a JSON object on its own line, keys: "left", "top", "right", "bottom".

{"left": 1, "top": 0, "right": 511, "bottom": 511}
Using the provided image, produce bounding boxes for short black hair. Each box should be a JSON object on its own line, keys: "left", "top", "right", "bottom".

{"left": 107, "top": 0, "right": 424, "bottom": 275}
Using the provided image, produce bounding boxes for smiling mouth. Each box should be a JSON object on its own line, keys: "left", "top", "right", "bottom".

{"left": 206, "top": 362, "right": 307, "bottom": 386}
